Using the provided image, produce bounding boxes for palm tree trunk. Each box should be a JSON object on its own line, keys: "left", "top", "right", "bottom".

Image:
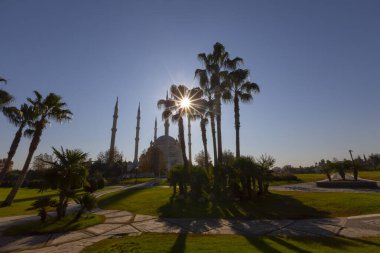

{"left": 1, "top": 128, "right": 42, "bottom": 207}
{"left": 210, "top": 113, "right": 217, "bottom": 167}
{"left": 234, "top": 95, "right": 241, "bottom": 158}
{"left": 216, "top": 96, "right": 223, "bottom": 164}
{"left": 187, "top": 116, "right": 192, "bottom": 165}
{"left": 0, "top": 124, "right": 25, "bottom": 182}
{"left": 200, "top": 118, "right": 208, "bottom": 168}
{"left": 178, "top": 117, "right": 188, "bottom": 170}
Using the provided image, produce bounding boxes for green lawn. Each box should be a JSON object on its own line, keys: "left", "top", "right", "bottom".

{"left": 0, "top": 188, "right": 59, "bottom": 217}
{"left": 98, "top": 187, "right": 380, "bottom": 219}
{"left": 81, "top": 234, "right": 380, "bottom": 253}
{"left": 0, "top": 186, "right": 115, "bottom": 217}
{"left": 3, "top": 214, "right": 104, "bottom": 236}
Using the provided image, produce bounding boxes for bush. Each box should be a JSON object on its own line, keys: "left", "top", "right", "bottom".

{"left": 189, "top": 166, "right": 209, "bottom": 200}
{"left": 270, "top": 172, "right": 298, "bottom": 181}
{"left": 168, "top": 165, "right": 188, "bottom": 196}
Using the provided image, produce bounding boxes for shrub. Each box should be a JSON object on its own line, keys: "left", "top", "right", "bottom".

{"left": 31, "top": 196, "right": 57, "bottom": 222}
{"left": 189, "top": 166, "right": 209, "bottom": 200}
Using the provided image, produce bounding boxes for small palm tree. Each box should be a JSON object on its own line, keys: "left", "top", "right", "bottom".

{"left": 0, "top": 104, "right": 36, "bottom": 182}
{"left": 41, "top": 147, "right": 89, "bottom": 219}
{"left": 222, "top": 69, "right": 260, "bottom": 158}
{"left": 31, "top": 196, "right": 57, "bottom": 222}
{"left": 1, "top": 91, "right": 72, "bottom": 207}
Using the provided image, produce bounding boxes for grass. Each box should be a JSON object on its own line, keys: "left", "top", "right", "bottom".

{"left": 0, "top": 187, "right": 59, "bottom": 217}
{"left": 3, "top": 213, "right": 104, "bottom": 236}
{"left": 120, "top": 178, "right": 155, "bottom": 185}
{"left": 81, "top": 233, "right": 380, "bottom": 253}
{"left": 0, "top": 186, "right": 116, "bottom": 217}
{"left": 98, "top": 187, "right": 380, "bottom": 219}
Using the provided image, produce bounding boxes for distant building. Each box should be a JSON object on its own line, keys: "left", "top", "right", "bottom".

{"left": 0, "top": 158, "right": 13, "bottom": 172}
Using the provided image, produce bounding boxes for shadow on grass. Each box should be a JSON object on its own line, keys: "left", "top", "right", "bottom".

{"left": 168, "top": 230, "right": 187, "bottom": 253}
{"left": 158, "top": 192, "right": 330, "bottom": 219}
{"left": 97, "top": 187, "right": 142, "bottom": 209}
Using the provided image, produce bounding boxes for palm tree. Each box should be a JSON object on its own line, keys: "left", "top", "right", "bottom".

{"left": 195, "top": 68, "right": 217, "bottom": 167}
{"left": 185, "top": 87, "right": 203, "bottom": 165}
{"left": 0, "top": 104, "right": 36, "bottom": 182}
{"left": 1, "top": 91, "right": 72, "bottom": 207}
{"left": 198, "top": 43, "right": 243, "bottom": 165}
{"left": 222, "top": 69, "right": 260, "bottom": 158}
{"left": 157, "top": 85, "right": 189, "bottom": 172}
{"left": 0, "top": 76, "right": 13, "bottom": 109}
{"left": 41, "top": 147, "right": 89, "bottom": 219}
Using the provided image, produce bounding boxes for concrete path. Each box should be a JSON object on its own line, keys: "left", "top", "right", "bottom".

{"left": 1, "top": 180, "right": 380, "bottom": 253}
{"left": 270, "top": 181, "right": 380, "bottom": 193}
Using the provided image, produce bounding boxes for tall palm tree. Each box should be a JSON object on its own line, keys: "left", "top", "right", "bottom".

{"left": 157, "top": 85, "right": 189, "bottom": 171}
{"left": 0, "top": 104, "right": 36, "bottom": 182}
{"left": 198, "top": 43, "right": 243, "bottom": 165}
{"left": 185, "top": 87, "right": 203, "bottom": 165}
{"left": 0, "top": 76, "right": 13, "bottom": 109}
{"left": 1, "top": 91, "right": 72, "bottom": 206}
{"left": 222, "top": 69, "right": 260, "bottom": 157}
{"left": 195, "top": 68, "right": 217, "bottom": 167}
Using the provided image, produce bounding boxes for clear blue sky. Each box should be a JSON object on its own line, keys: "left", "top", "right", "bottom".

{"left": 1, "top": 0, "right": 379, "bottom": 169}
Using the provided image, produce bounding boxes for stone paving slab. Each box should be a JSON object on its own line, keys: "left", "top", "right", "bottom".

{"left": 131, "top": 219, "right": 185, "bottom": 233}
{"left": 223, "top": 219, "right": 293, "bottom": 235}
{"left": 339, "top": 227, "right": 380, "bottom": 238}
{"left": 286, "top": 220, "right": 340, "bottom": 236}
{"left": 269, "top": 227, "right": 320, "bottom": 236}
{"left": 103, "top": 210, "right": 133, "bottom": 218}
{"left": 47, "top": 231, "right": 91, "bottom": 245}
{"left": 165, "top": 218, "right": 224, "bottom": 233}
{"left": 104, "top": 224, "right": 140, "bottom": 236}
{"left": 85, "top": 223, "right": 123, "bottom": 235}
{"left": 133, "top": 214, "right": 156, "bottom": 222}
{"left": 105, "top": 215, "right": 134, "bottom": 224}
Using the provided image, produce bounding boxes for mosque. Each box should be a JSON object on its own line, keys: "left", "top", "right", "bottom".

{"left": 108, "top": 97, "right": 183, "bottom": 171}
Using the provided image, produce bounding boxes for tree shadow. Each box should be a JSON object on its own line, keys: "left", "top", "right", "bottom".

{"left": 168, "top": 230, "right": 188, "bottom": 253}
{"left": 97, "top": 187, "right": 142, "bottom": 208}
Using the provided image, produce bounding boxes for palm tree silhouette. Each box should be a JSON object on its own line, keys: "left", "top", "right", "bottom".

{"left": 0, "top": 76, "right": 13, "bottom": 109}
{"left": 222, "top": 68, "right": 260, "bottom": 157}
{"left": 2, "top": 91, "right": 72, "bottom": 207}
{"left": 0, "top": 104, "right": 36, "bottom": 182}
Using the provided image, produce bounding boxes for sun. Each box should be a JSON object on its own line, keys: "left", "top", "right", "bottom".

{"left": 180, "top": 97, "right": 191, "bottom": 109}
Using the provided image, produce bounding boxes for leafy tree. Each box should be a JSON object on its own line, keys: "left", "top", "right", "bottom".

{"left": 0, "top": 104, "right": 36, "bottom": 182}
{"left": 194, "top": 150, "right": 212, "bottom": 168}
{"left": 32, "top": 153, "right": 54, "bottom": 171}
{"left": 222, "top": 68, "right": 260, "bottom": 157}
{"left": 97, "top": 147, "right": 124, "bottom": 164}
{"left": 234, "top": 156, "right": 256, "bottom": 199}
{"left": 138, "top": 146, "right": 166, "bottom": 176}
{"left": 2, "top": 91, "right": 72, "bottom": 207}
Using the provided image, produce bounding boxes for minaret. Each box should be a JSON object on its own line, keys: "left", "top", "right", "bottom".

{"left": 133, "top": 103, "right": 141, "bottom": 165}
{"left": 108, "top": 97, "right": 118, "bottom": 164}
{"left": 164, "top": 91, "right": 170, "bottom": 136}
{"left": 154, "top": 117, "right": 157, "bottom": 141}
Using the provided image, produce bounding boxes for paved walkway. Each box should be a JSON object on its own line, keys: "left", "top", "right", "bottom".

{"left": 1, "top": 180, "right": 380, "bottom": 253}
{"left": 270, "top": 181, "right": 380, "bottom": 193}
